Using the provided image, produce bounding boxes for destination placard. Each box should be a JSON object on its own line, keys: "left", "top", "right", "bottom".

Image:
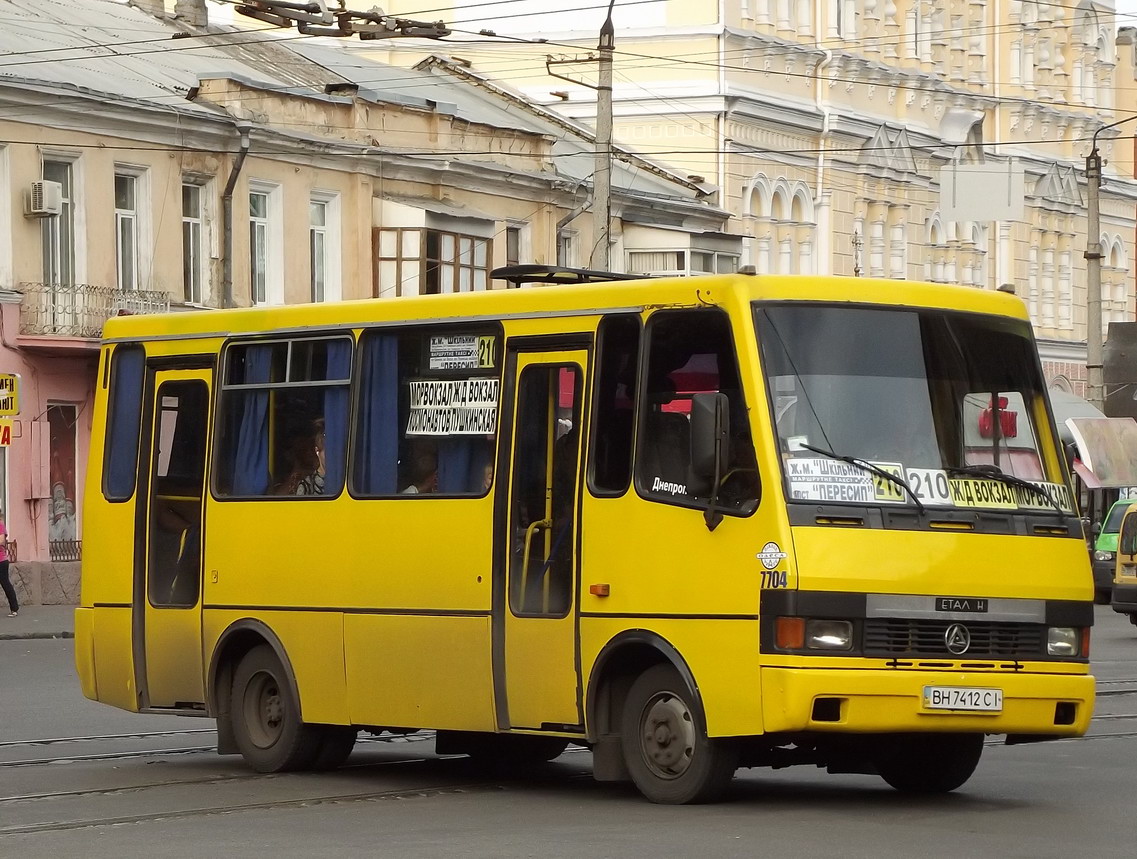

{"left": 406, "top": 378, "right": 499, "bottom": 436}
{"left": 785, "top": 457, "right": 1074, "bottom": 512}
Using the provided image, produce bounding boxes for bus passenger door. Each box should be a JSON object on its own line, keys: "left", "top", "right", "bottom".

{"left": 496, "top": 348, "right": 587, "bottom": 731}
{"left": 136, "top": 368, "right": 211, "bottom": 709}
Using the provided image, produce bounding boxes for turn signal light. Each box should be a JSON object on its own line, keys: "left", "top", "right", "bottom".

{"left": 589, "top": 583, "right": 610, "bottom": 597}
{"left": 775, "top": 616, "right": 806, "bottom": 650}
{"left": 1081, "top": 627, "right": 1091, "bottom": 659}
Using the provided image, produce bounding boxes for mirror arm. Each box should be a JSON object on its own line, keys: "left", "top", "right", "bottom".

{"left": 703, "top": 426, "right": 725, "bottom": 532}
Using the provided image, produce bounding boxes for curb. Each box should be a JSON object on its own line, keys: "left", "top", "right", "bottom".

{"left": 0, "top": 632, "right": 75, "bottom": 641}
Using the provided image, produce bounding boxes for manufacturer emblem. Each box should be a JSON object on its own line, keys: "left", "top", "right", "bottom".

{"left": 757, "top": 541, "right": 788, "bottom": 570}
{"left": 944, "top": 623, "right": 971, "bottom": 655}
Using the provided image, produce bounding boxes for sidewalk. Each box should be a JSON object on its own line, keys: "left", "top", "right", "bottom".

{"left": 0, "top": 604, "right": 76, "bottom": 640}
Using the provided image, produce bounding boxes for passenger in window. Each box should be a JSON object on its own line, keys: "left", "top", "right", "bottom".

{"left": 274, "top": 419, "right": 327, "bottom": 496}
{"left": 481, "top": 462, "right": 494, "bottom": 492}
{"left": 401, "top": 448, "right": 439, "bottom": 495}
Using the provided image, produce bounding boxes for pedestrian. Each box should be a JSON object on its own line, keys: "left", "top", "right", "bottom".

{"left": 0, "top": 514, "right": 18, "bottom": 617}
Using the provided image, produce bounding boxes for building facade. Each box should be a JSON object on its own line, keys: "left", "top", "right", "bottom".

{"left": 0, "top": 0, "right": 730, "bottom": 599}
{"left": 375, "top": 0, "right": 1137, "bottom": 388}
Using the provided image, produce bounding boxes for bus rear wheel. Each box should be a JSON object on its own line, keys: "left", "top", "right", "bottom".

{"left": 620, "top": 664, "right": 738, "bottom": 804}
{"left": 873, "top": 733, "right": 984, "bottom": 794}
{"left": 311, "top": 726, "right": 358, "bottom": 771}
{"left": 231, "top": 644, "right": 321, "bottom": 773}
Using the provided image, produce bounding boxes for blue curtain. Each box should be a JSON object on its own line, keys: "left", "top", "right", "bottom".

{"left": 231, "top": 346, "right": 271, "bottom": 496}
{"left": 437, "top": 439, "right": 494, "bottom": 494}
{"left": 323, "top": 340, "right": 351, "bottom": 493}
{"left": 355, "top": 335, "right": 399, "bottom": 494}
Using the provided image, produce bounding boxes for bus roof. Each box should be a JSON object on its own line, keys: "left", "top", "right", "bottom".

{"left": 102, "top": 273, "right": 1030, "bottom": 343}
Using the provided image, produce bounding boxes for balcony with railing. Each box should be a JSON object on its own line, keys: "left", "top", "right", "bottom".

{"left": 18, "top": 282, "right": 170, "bottom": 347}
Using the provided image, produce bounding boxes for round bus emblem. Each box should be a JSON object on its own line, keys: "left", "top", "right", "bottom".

{"left": 757, "top": 541, "right": 787, "bottom": 570}
{"left": 945, "top": 623, "right": 971, "bottom": 655}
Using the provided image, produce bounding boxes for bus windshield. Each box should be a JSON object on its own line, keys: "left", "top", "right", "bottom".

{"left": 755, "top": 303, "right": 1071, "bottom": 513}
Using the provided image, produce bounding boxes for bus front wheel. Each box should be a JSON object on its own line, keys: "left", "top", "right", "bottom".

{"left": 873, "top": 733, "right": 983, "bottom": 794}
{"left": 230, "top": 644, "right": 322, "bottom": 773}
{"left": 620, "top": 664, "right": 738, "bottom": 804}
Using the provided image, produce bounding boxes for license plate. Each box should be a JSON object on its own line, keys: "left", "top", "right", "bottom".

{"left": 923, "top": 686, "right": 1003, "bottom": 712}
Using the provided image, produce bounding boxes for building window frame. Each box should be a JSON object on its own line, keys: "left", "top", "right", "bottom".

{"left": 114, "top": 171, "right": 140, "bottom": 292}
{"left": 41, "top": 156, "right": 78, "bottom": 287}
{"left": 181, "top": 179, "right": 207, "bottom": 305}
{"left": 249, "top": 180, "right": 283, "bottom": 306}
{"left": 376, "top": 227, "right": 491, "bottom": 297}
{"left": 309, "top": 191, "right": 342, "bottom": 303}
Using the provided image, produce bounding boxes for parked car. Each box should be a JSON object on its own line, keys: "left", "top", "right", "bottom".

{"left": 1093, "top": 499, "right": 1133, "bottom": 604}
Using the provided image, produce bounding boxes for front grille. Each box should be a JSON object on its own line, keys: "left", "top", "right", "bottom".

{"left": 863, "top": 619, "right": 1045, "bottom": 659}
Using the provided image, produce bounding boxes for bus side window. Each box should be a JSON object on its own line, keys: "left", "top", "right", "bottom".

{"left": 635, "top": 309, "right": 759, "bottom": 514}
{"left": 103, "top": 344, "right": 146, "bottom": 501}
{"left": 589, "top": 314, "right": 640, "bottom": 496}
{"left": 352, "top": 328, "right": 500, "bottom": 498}
{"left": 214, "top": 337, "right": 351, "bottom": 498}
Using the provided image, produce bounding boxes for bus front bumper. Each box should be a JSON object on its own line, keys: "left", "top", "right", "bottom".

{"left": 1111, "top": 582, "right": 1137, "bottom": 616}
{"left": 760, "top": 667, "right": 1094, "bottom": 737}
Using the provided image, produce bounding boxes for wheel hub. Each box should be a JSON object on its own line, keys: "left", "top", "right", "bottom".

{"left": 244, "top": 671, "right": 285, "bottom": 749}
{"left": 640, "top": 691, "right": 696, "bottom": 779}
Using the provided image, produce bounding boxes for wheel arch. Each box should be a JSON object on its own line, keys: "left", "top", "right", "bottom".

{"left": 584, "top": 630, "right": 705, "bottom": 743}
{"left": 206, "top": 619, "right": 304, "bottom": 755}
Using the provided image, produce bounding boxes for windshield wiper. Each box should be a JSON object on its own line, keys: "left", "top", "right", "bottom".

{"left": 799, "top": 443, "right": 925, "bottom": 515}
{"left": 944, "top": 464, "right": 1063, "bottom": 513}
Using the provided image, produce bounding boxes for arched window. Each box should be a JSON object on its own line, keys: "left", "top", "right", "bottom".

{"left": 744, "top": 174, "right": 774, "bottom": 274}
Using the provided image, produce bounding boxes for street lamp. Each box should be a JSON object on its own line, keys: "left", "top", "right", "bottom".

{"left": 1085, "top": 114, "right": 1137, "bottom": 411}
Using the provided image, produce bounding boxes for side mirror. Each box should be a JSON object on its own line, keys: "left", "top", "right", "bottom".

{"left": 688, "top": 392, "right": 730, "bottom": 518}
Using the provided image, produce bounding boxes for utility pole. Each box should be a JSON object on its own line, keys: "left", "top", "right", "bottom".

{"left": 547, "top": 0, "right": 617, "bottom": 271}
{"left": 592, "top": 3, "right": 615, "bottom": 271}
{"left": 1084, "top": 115, "right": 1137, "bottom": 411}
{"left": 1085, "top": 146, "right": 1103, "bottom": 410}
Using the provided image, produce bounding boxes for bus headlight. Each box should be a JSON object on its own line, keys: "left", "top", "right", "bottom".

{"left": 805, "top": 619, "right": 853, "bottom": 651}
{"left": 1047, "top": 627, "right": 1079, "bottom": 657}
{"left": 1094, "top": 550, "right": 1115, "bottom": 562}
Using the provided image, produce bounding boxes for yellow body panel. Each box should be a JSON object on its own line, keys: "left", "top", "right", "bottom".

{"left": 91, "top": 607, "right": 138, "bottom": 712}
{"left": 791, "top": 528, "right": 1094, "bottom": 601}
{"left": 202, "top": 609, "right": 349, "bottom": 725}
{"left": 74, "top": 607, "right": 97, "bottom": 702}
{"left": 761, "top": 667, "right": 1094, "bottom": 736}
{"left": 344, "top": 614, "right": 494, "bottom": 730}
{"left": 580, "top": 617, "right": 766, "bottom": 737}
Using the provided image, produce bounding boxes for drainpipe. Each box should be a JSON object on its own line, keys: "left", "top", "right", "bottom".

{"left": 221, "top": 122, "right": 251, "bottom": 309}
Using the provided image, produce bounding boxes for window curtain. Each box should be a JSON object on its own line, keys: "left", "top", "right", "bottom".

{"left": 231, "top": 345, "right": 272, "bottom": 495}
{"left": 355, "top": 335, "right": 399, "bottom": 494}
{"left": 323, "top": 340, "right": 352, "bottom": 493}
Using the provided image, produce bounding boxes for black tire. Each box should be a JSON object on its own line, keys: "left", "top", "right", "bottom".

{"left": 620, "top": 664, "right": 738, "bottom": 804}
{"left": 873, "top": 733, "right": 984, "bottom": 794}
{"left": 230, "top": 644, "right": 322, "bottom": 773}
{"left": 1095, "top": 589, "right": 1112, "bottom": 606}
{"left": 311, "top": 726, "right": 358, "bottom": 771}
{"left": 1129, "top": 614, "right": 1137, "bottom": 628}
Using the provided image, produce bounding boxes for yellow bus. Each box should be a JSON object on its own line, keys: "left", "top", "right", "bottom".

{"left": 77, "top": 269, "right": 1095, "bottom": 804}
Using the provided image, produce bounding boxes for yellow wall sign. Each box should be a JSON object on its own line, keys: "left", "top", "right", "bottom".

{"left": 0, "top": 419, "right": 12, "bottom": 447}
{"left": 0, "top": 374, "right": 18, "bottom": 416}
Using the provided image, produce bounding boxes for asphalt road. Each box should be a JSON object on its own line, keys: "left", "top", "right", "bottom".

{"left": 0, "top": 606, "right": 1134, "bottom": 858}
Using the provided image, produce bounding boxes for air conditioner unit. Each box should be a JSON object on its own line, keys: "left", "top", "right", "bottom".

{"left": 25, "top": 180, "right": 63, "bottom": 218}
